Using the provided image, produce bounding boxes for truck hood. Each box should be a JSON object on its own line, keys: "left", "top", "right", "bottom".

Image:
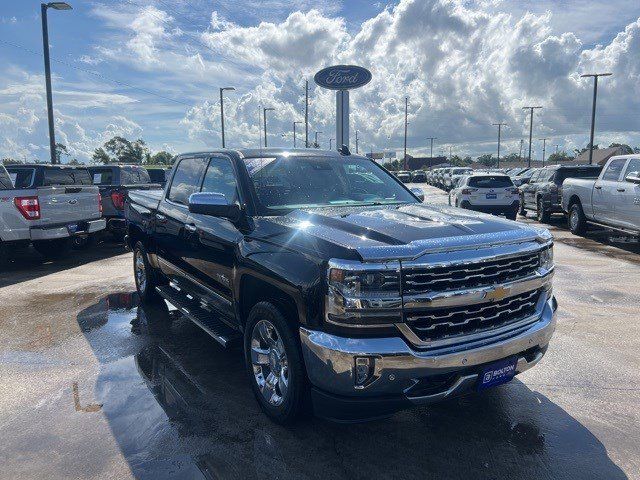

{"left": 264, "top": 203, "right": 550, "bottom": 261}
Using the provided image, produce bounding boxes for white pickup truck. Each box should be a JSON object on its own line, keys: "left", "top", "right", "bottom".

{"left": 561, "top": 155, "right": 640, "bottom": 236}
{"left": 0, "top": 164, "right": 106, "bottom": 267}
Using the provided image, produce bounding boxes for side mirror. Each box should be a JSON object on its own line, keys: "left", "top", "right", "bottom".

{"left": 410, "top": 187, "right": 425, "bottom": 202}
{"left": 625, "top": 172, "right": 640, "bottom": 184}
{"left": 188, "top": 192, "right": 240, "bottom": 220}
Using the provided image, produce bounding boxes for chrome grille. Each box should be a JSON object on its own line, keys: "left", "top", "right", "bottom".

{"left": 402, "top": 252, "right": 540, "bottom": 294}
{"left": 405, "top": 289, "right": 540, "bottom": 342}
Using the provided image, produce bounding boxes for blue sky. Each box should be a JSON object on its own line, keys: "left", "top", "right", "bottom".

{"left": 1, "top": 0, "right": 639, "bottom": 163}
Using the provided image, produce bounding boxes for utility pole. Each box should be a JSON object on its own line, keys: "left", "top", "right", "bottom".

{"left": 219, "top": 87, "right": 235, "bottom": 148}
{"left": 355, "top": 130, "right": 359, "bottom": 154}
{"left": 304, "top": 80, "right": 309, "bottom": 148}
{"left": 539, "top": 138, "right": 547, "bottom": 166}
{"left": 293, "top": 121, "right": 302, "bottom": 148}
{"left": 522, "top": 106, "right": 542, "bottom": 168}
{"left": 41, "top": 2, "right": 72, "bottom": 164}
{"left": 263, "top": 107, "right": 275, "bottom": 148}
{"left": 555, "top": 144, "right": 559, "bottom": 155}
{"left": 449, "top": 145, "right": 453, "bottom": 159}
{"left": 426, "top": 137, "right": 437, "bottom": 158}
{"left": 519, "top": 139, "right": 524, "bottom": 162}
{"left": 329, "top": 138, "right": 333, "bottom": 150}
{"left": 492, "top": 122, "right": 507, "bottom": 168}
{"left": 315, "top": 131, "right": 322, "bottom": 148}
{"left": 403, "top": 97, "right": 408, "bottom": 170}
{"left": 581, "top": 73, "right": 612, "bottom": 164}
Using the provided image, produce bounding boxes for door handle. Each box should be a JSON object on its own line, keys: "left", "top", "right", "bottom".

{"left": 594, "top": 185, "right": 602, "bottom": 190}
{"left": 155, "top": 213, "right": 167, "bottom": 222}
{"left": 184, "top": 223, "right": 197, "bottom": 233}
{"left": 617, "top": 188, "right": 626, "bottom": 192}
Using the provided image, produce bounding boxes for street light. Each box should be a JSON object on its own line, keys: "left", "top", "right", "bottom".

{"left": 581, "top": 73, "right": 612, "bottom": 164}
{"left": 522, "top": 106, "right": 542, "bottom": 168}
{"left": 293, "top": 121, "right": 302, "bottom": 148}
{"left": 315, "top": 131, "right": 322, "bottom": 148}
{"left": 492, "top": 123, "right": 507, "bottom": 168}
{"left": 219, "top": 87, "right": 235, "bottom": 148}
{"left": 263, "top": 107, "right": 275, "bottom": 147}
{"left": 41, "top": 2, "right": 72, "bottom": 164}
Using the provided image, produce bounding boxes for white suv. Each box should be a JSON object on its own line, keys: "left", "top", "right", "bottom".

{"left": 449, "top": 173, "right": 520, "bottom": 220}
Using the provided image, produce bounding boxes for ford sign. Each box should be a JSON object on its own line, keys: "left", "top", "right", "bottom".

{"left": 314, "top": 65, "right": 372, "bottom": 90}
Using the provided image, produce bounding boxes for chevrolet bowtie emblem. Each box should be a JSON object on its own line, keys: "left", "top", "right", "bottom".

{"left": 484, "top": 286, "right": 510, "bottom": 302}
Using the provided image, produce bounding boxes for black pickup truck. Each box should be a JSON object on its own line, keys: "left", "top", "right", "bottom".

{"left": 88, "top": 165, "right": 161, "bottom": 240}
{"left": 126, "top": 148, "right": 557, "bottom": 423}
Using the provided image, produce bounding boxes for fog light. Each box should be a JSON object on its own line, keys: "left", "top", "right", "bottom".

{"left": 354, "top": 356, "right": 375, "bottom": 387}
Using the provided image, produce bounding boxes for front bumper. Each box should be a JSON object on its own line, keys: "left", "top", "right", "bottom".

{"left": 30, "top": 218, "right": 106, "bottom": 241}
{"left": 301, "top": 294, "right": 557, "bottom": 421}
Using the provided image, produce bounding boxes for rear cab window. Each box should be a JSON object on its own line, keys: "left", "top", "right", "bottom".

{"left": 43, "top": 167, "right": 92, "bottom": 186}
{"left": 6, "top": 167, "right": 36, "bottom": 188}
{"left": 468, "top": 176, "right": 513, "bottom": 188}
{"left": 89, "top": 168, "right": 114, "bottom": 185}
{"left": 555, "top": 167, "right": 602, "bottom": 184}
{"left": 0, "top": 166, "right": 13, "bottom": 189}
{"left": 121, "top": 167, "right": 151, "bottom": 185}
{"left": 623, "top": 159, "right": 640, "bottom": 180}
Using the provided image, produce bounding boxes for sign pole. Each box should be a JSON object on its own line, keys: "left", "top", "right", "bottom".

{"left": 336, "top": 90, "right": 349, "bottom": 150}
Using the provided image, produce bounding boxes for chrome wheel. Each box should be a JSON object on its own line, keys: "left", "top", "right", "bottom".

{"left": 569, "top": 209, "right": 579, "bottom": 230}
{"left": 251, "top": 319, "right": 289, "bottom": 407}
{"left": 134, "top": 249, "right": 147, "bottom": 293}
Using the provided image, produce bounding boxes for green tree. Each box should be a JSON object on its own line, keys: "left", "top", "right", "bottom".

{"left": 93, "top": 136, "right": 150, "bottom": 164}
{"left": 547, "top": 151, "right": 573, "bottom": 163}
{"left": 609, "top": 143, "right": 634, "bottom": 154}
{"left": 2, "top": 157, "right": 21, "bottom": 165}
{"left": 54, "top": 143, "right": 69, "bottom": 164}
{"left": 502, "top": 153, "right": 521, "bottom": 163}
{"left": 148, "top": 151, "right": 174, "bottom": 165}
{"left": 450, "top": 155, "right": 473, "bottom": 166}
{"left": 477, "top": 154, "right": 498, "bottom": 167}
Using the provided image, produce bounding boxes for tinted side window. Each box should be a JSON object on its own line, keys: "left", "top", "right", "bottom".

{"left": 167, "top": 158, "right": 208, "bottom": 205}
{"left": 529, "top": 171, "right": 541, "bottom": 183}
{"left": 7, "top": 168, "right": 36, "bottom": 188}
{"left": 623, "top": 159, "right": 640, "bottom": 181}
{"left": 0, "top": 166, "right": 12, "bottom": 189}
{"left": 201, "top": 158, "right": 238, "bottom": 202}
{"left": 536, "top": 170, "right": 555, "bottom": 183}
{"left": 602, "top": 159, "right": 626, "bottom": 181}
{"left": 44, "top": 168, "right": 92, "bottom": 186}
{"left": 89, "top": 169, "right": 114, "bottom": 185}
{"left": 121, "top": 167, "right": 151, "bottom": 185}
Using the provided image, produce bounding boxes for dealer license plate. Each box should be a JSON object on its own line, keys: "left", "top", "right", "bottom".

{"left": 477, "top": 357, "right": 518, "bottom": 391}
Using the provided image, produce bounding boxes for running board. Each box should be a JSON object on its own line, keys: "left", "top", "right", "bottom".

{"left": 155, "top": 285, "right": 241, "bottom": 348}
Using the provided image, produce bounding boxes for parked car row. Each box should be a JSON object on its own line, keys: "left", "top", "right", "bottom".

{"left": 0, "top": 163, "right": 169, "bottom": 267}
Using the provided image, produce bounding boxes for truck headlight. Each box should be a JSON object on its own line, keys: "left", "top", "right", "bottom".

{"left": 326, "top": 261, "right": 401, "bottom": 326}
{"left": 539, "top": 246, "right": 554, "bottom": 270}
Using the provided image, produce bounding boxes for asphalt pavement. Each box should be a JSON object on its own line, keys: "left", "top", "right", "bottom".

{"left": 0, "top": 186, "right": 638, "bottom": 480}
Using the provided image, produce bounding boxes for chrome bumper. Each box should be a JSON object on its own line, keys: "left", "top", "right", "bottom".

{"left": 30, "top": 218, "right": 106, "bottom": 240}
{"left": 300, "top": 294, "right": 556, "bottom": 403}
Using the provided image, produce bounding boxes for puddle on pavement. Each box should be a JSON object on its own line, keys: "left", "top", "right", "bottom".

{"left": 75, "top": 293, "right": 627, "bottom": 480}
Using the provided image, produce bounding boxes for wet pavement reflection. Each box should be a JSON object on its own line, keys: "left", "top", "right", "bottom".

{"left": 74, "top": 293, "right": 627, "bottom": 480}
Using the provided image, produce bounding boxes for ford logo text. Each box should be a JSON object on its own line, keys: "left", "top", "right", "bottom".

{"left": 314, "top": 65, "right": 372, "bottom": 90}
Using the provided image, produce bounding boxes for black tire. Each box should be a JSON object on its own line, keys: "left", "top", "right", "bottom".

{"left": 33, "top": 238, "right": 72, "bottom": 259}
{"left": 518, "top": 196, "right": 527, "bottom": 216}
{"left": 111, "top": 231, "right": 127, "bottom": 243}
{"left": 133, "top": 241, "right": 163, "bottom": 302}
{"left": 506, "top": 210, "right": 518, "bottom": 221}
{"left": 536, "top": 198, "right": 551, "bottom": 223}
{"left": 569, "top": 202, "right": 587, "bottom": 235}
{"left": 244, "top": 302, "right": 308, "bottom": 424}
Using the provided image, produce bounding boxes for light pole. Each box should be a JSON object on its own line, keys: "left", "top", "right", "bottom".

{"left": 315, "top": 131, "right": 322, "bottom": 148}
{"left": 41, "top": 2, "right": 72, "bottom": 164}
{"left": 219, "top": 87, "right": 235, "bottom": 148}
{"left": 426, "top": 137, "right": 437, "bottom": 158}
{"left": 581, "top": 73, "right": 612, "bottom": 164}
{"left": 263, "top": 107, "right": 275, "bottom": 147}
{"left": 522, "top": 106, "right": 542, "bottom": 168}
{"left": 329, "top": 138, "right": 334, "bottom": 150}
{"left": 355, "top": 130, "right": 359, "bottom": 154}
{"left": 492, "top": 122, "right": 507, "bottom": 168}
{"left": 539, "top": 138, "right": 547, "bottom": 166}
{"left": 403, "top": 97, "right": 408, "bottom": 170}
{"left": 293, "top": 121, "right": 302, "bottom": 148}
{"left": 304, "top": 80, "right": 309, "bottom": 148}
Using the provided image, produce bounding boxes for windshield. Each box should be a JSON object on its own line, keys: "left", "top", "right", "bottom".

{"left": 244, "top": 155, "right": 418, "bottom": 212}
{"left": 468, "top": 175, "right": 513, "bottom": 188}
